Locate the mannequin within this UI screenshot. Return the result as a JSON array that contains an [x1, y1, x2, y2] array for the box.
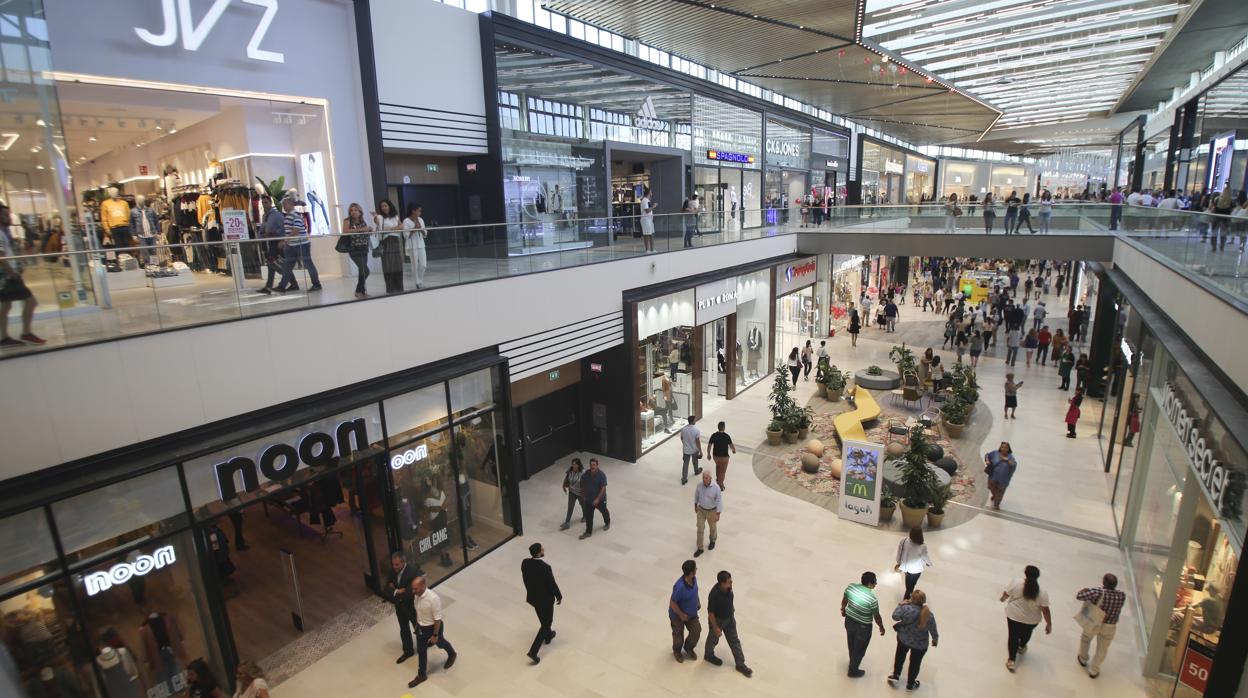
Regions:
[[97, 646, 141, 698], [100, 187, 131, 251], [138, 612, 185, 688], [130, 195, 159, 266]]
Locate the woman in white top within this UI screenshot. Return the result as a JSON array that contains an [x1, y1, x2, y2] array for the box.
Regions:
[[894, 527, 933, 600], [1037, 191, 1053, 234], [943, 193, 959, 234], [372, 199, 403, 293], [232, 660, 269, 698], [1000, 565, 1052, 672], [640, 186, 656, 252], [403, 203, 428, 289]]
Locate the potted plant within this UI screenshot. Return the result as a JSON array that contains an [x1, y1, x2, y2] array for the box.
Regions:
[[768, 363, 797, 439], [889, 344, 917, 376], [880, 493, 897, 524], [782, 409, 802, 443], [942, 396, 970, 438], [814, 356, 832, 397], [824, 365, 846, 402], [796, 406, 814, 440], [866, 365, 883, 376], [927, 483, 952, 527], [898, 425, 938, 529], [766, 418, 784, 446]]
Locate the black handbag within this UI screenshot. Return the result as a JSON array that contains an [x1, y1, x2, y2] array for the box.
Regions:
[[334, 235, 352, 253]]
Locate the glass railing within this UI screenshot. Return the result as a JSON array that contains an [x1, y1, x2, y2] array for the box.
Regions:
[[0, 202, 1229, 354]]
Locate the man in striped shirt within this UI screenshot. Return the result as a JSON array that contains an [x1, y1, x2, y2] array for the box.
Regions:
[[841, 571, 886, 678], [275, 193, 321, 293], [1075, 573, 1127, 679]]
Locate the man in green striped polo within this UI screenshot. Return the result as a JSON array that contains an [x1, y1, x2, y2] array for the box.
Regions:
[[841, 571, 886, 678]]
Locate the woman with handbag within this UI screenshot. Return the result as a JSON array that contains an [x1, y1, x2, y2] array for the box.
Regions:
[[943, 193, 960, 233], [893, 527, 932, 601], [339, 203, 372, 298], [984, 442, 1017, 509], [888, 589, 938, 690], [559, 458, 585, 531], [372, 199, 403, 293], [1000, 565, 1051, 672]]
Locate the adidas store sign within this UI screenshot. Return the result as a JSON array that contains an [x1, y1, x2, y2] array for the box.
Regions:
[[634, 96, 668, 132]]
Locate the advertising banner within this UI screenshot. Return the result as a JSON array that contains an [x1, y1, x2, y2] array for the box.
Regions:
[[839, 439, 883, 526]]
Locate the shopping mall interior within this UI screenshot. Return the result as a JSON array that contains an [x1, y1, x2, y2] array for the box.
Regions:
[[0, 1, 1247, 697]]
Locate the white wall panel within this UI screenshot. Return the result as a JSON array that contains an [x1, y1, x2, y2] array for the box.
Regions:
[[0, 237, 799, 479]]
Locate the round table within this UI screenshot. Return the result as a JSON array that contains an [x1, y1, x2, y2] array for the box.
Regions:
[[854, 368, 901, 390]]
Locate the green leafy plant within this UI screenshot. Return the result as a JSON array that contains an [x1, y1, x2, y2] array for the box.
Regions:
[[889, 344, 917, 375], [941, 396, 970, 425], [256, 175, 287, 204], [898, 425, 939, 509], [881, 493, 897, 508], [866, 365, 883, 376], [815, 355, 832, 382], [823, 365, 847, 392], [768, 418, 784, 433], [769, 362, 797, 423], [796, 405, 814, 430], [928, 483, 952, 515], [949, 362, 979, 404]]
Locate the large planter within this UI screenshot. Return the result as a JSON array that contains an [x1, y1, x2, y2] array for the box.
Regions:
[[817, 383, 828, 398], [927, 509, 946, 527], [828, 390, 842, 402], [899, 501, 928, 529], [782, 429, 800, 444], [798, 427, 810, 440], [880, 503, 896, 524], [945, 421, 966, 439], [766, 428, 783, 446]]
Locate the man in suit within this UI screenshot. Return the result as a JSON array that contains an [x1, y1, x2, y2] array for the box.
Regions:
[[521, 542, 563, 664], [388, 552, 420, 664]]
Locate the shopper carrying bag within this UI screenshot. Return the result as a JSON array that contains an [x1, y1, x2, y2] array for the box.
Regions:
[[1073, 593, 1106, 634]]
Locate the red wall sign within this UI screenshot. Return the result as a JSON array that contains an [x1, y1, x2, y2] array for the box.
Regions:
[[1178, 637, 1215, 693]]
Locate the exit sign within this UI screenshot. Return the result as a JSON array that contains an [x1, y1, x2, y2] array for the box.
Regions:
[[426, 163, 439, 173], [548, 369, 560, 382]]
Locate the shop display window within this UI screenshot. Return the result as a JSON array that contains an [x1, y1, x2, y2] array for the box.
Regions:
[[52, 468, 188, 567], [74, 530, 225, 698], [0, 509, 58, 598], [2, 578, 100, 698], [389, 431, 465, 586], [449, 366, 501, 418], [637, 290, 696, 453], [775, 286, 817, 364], [735, 270, 770, 392], [384, 385, 451, 442], [1129, 403, 1187, 637], [453, 413, 510, 560]]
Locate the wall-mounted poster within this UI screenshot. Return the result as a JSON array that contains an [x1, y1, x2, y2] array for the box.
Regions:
[[839, 439, 884, 526], [300, 152, 331, 236]]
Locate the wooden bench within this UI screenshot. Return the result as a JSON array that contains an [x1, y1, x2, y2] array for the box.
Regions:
[[834, 385, 880, 443]]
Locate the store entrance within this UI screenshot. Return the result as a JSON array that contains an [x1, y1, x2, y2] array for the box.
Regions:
[[775, 286, 818, 368], [609, 147, 683, 240], [211, 463, 383, 669], [701, 317, 729, 415]]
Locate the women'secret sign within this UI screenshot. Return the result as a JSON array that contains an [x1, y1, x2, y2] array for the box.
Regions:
[[1162, 383, 1238, 518]]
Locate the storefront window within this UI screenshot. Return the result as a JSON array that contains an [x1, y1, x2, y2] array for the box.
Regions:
[[861, 140, 904, 205], [743, 170, 762, 228], [1, 578, 100, 698], [390, 430, 465, 585], [72, 530, 226, 698], [735, 270, 770, 392], [1129, 409, 1187, 638], [384, 384, 451, 442], [990, 165, 1027, 199], [904, 155, 936, 203], [0, 509, 58, 597], [637, 290, 696, 452], [453, 413, 509, 559], [52, 468, 188, 565], [450, 366, 501, 418], [1113, 328, 1158, 531]]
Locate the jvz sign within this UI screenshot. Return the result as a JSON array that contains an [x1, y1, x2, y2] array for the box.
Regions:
[[214, 419, 368, 501], [136, 0, 284, 63]]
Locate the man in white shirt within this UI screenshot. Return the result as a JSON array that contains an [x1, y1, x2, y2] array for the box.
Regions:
[[1126, 190, 1143, 206], [1140, 190, 1155, 207], [407, 575, 457, 688], [680, 416, 703, 485], [693, 470, 723, 557], [1157, 191, 1180, 210]]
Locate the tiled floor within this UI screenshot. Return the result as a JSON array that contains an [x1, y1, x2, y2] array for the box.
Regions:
[[273, 311, 1148, 697]]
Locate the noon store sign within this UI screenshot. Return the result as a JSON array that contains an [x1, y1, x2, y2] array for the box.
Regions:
[[696, 278, 737, 325], [213, 419, 368, 501], [775, 257, 818, 297]]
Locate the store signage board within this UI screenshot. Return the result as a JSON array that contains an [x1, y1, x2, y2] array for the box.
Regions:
[[839, 440, 883, 526], [1157, 382, 1239, 521], [214, 418, 368, 501], [696, 278, 737, 325], [775, 256, 819, 297], [1179, 637, 1215, 693], [707, 150, 755, 164], [826, 159, 839, 169], [135, 0, 284, 63], [766, 139, 801, 158], [220, 209, 249, 241], [389, 444, 427, 471], [418, 526, 450, 554], [884, 160, 904, 175], [85, 545, 176, 596]]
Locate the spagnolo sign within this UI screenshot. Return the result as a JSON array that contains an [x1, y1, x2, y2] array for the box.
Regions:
[[214, 419, 368, 500], [85, 546, 176, 596], [1162, 382, 1241, 519]]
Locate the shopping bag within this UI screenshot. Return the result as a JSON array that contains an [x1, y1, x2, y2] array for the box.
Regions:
[[1073, 597, 1106, 634]]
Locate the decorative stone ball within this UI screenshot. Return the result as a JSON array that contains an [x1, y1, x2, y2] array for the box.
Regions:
[[800, 452, 821, 473], [926, 444, 945, 462], [830, 458, 843, 478], [935, 457, 957, 476], [807, 439, 825, 458], [886, 441, 906, 458]]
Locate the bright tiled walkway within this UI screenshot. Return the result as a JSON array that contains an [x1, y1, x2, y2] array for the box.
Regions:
[[275, 308, 1148, 697]]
